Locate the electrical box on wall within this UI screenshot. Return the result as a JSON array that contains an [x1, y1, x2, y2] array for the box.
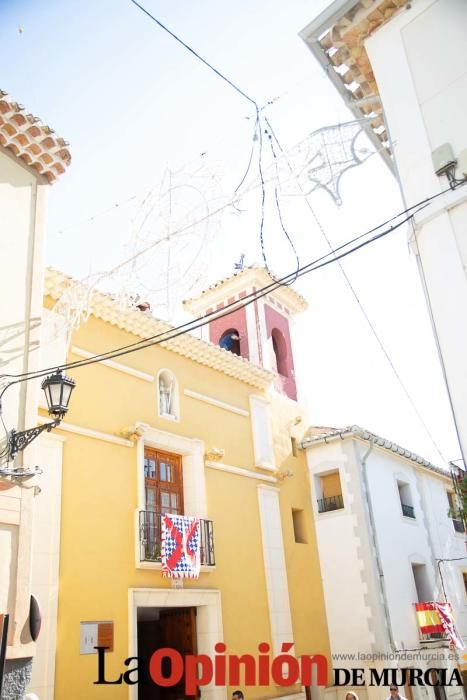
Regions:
[[432, 143, 456, 176]]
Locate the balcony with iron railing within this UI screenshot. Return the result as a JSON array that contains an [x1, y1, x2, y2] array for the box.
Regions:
[[401, 503, 415, 518], [317, 494, 344, 513], [418, 630, 449, 643], [138, 510, 215, 566]]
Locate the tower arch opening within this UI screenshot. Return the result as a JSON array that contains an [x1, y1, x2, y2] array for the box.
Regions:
[[219, 328, 241, 356], [271, 328, 288, 376]]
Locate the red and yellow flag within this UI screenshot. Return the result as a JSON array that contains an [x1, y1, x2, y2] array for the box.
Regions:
[[415, 602, 444, 634]]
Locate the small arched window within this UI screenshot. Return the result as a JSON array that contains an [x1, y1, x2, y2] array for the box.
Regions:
[[271, 329, 288, 376], [157, 369, 179, 420], [219, 328, 241, 356]]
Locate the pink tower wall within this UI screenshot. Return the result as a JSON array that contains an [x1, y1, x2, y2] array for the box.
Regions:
[[264, 304, 297, 401], [208, 302, 250, 360]]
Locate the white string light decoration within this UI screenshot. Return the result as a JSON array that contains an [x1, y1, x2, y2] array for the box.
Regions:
[[116, 163, 227, 321], [275, 119, 373, 205], [49, 162, 230, 344], [48, 119, 375, 348]]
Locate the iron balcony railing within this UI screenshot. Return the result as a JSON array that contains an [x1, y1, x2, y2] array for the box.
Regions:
[[419, 630, 449, 643], [401, 503, 415, 518], [317, 494, 344, 513], [452, 518, 465, 533], [139, 510, 215, 566]]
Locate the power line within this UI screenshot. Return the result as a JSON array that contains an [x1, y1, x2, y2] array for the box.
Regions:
[[0, 179, 460, 396], [234, 115, 259, 194], [129, 0, 297, 284], [130, 0, 258, 109], [55, 194, 138, 237], [265, 126, 300, 283], [265, 117, 449, 465], [0, 200, 434, 391]]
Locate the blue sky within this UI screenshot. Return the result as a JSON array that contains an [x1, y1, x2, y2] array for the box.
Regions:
[[1, 0, 462, 465]]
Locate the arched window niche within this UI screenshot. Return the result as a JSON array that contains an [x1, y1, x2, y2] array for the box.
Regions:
[[157, 369, 179, 421], [219, 328, 241, 356], [271, 328, 288, 377]]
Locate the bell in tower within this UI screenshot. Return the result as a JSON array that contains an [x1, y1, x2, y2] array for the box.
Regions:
[[183, 266, 308, 401]]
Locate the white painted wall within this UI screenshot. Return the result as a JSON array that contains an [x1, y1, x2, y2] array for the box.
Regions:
[[28, 433, 65, 700], [0, 147, 49, 661], [0, 523, 18, 616], [363, 443, 438, 649], [418, 471, 467, 641], [306, 440, 387, 661], [365, 0, 467, 460], [306, 436, 466, 700], [0, 149, 48, 440]]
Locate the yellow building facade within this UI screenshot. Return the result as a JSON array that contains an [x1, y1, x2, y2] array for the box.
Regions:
[[39, 266, 331, 700]]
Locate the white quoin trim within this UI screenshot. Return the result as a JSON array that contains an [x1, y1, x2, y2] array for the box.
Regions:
[[245, 302, 260, 365], [71, 346, 154, 382], [249, 395, 276, 470], [257, 485, 295, 656], [37, 417, 134, 447], [184, 388, 249, 417], [205, 460, 277, 483]]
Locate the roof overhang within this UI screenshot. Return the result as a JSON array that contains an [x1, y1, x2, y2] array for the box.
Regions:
[[183, 266, 308, 317], [0, 90, 71, 183], [301, 424, 450, 479], [299, 0, 407, 174], [44, 268, 275, 390]]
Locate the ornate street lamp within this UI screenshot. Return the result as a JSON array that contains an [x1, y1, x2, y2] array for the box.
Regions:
[[41, 371, 75, 420], [4, 370, 75, 462]]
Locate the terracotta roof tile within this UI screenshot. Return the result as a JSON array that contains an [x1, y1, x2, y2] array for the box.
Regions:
[[0, 89, 71, 183], [302, 424, 449, 477], [183, 266, 308, 315], [301, 0, 407, 170]]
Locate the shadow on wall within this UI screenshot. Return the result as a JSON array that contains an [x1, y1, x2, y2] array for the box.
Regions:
[[0, 318, 41, 369]]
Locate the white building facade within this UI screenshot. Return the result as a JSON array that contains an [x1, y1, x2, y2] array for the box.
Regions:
[[0, 91, 70, 698], [303, 426, 466, 700], [300, 0, 467, 465]]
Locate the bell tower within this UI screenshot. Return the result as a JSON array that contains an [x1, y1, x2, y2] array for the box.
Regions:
[[183, 267, 308, 401]]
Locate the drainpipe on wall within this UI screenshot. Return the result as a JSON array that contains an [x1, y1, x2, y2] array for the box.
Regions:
[[358, 440, 397, 653]]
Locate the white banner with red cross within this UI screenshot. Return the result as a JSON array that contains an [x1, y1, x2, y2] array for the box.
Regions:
[[161, 514, 201, 578]]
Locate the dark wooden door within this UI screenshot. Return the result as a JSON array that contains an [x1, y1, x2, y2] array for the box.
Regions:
[[159, 608, 198, 700]]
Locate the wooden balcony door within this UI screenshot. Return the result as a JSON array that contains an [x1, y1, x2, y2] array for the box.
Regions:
[[144, 447, 184, 515]]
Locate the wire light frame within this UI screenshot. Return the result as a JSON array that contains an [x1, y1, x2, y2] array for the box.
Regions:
[[277, 119, 373, 205], [49, 162, 229, 345]]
